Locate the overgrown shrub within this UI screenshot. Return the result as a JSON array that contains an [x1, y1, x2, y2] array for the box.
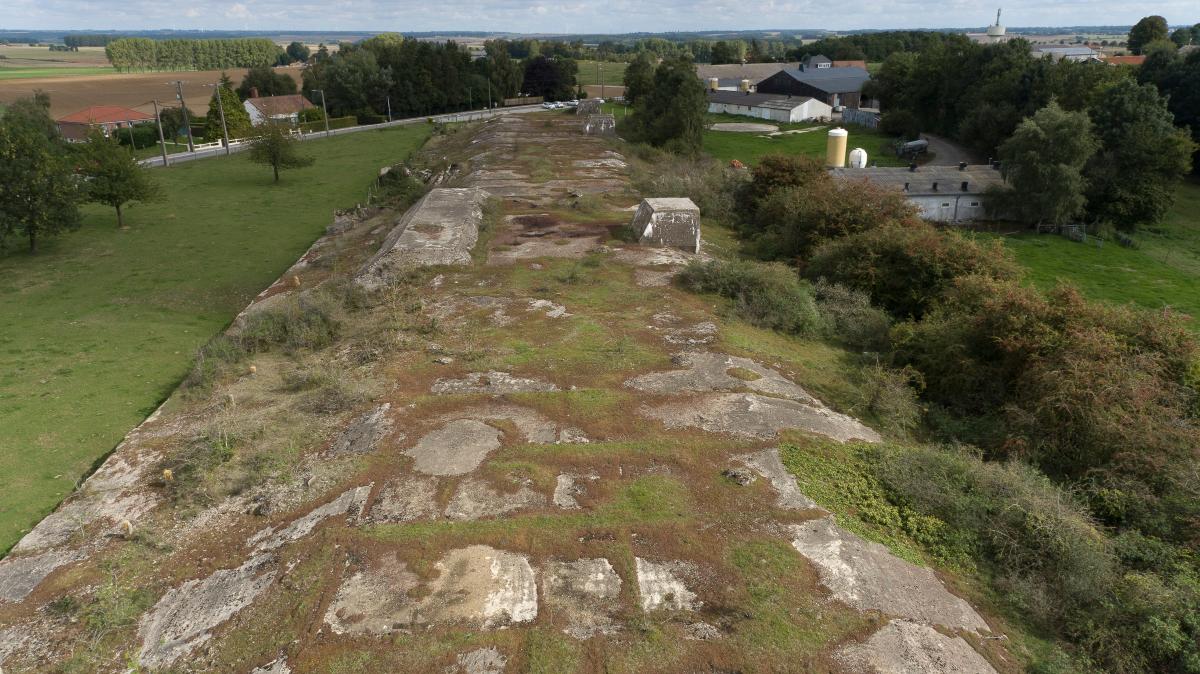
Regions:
[[738, 159, 920, 261], [806, 224, 1019, 318], [238, 290, 342, 352], [183, 335, 246, 391], [812, 280, 892, 351], [855, 363, 922, 435], [377, 168, 427, 211], [631, 149, 745, 226], [892, 276, 1200, 541], [677, 259, 822, 335]]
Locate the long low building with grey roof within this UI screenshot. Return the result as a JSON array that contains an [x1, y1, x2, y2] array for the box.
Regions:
[[831, 164, 1006, 223], [707, 90, 833, 123]]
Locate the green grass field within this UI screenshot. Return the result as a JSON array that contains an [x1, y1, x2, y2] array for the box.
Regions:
[[702, 113, 906, 167], [0, 45, 113, 79], [0, 66, 115, 80], [980, 180, 1200, 321], [576, 59, 627, 86], [0, 124, 431, 555]]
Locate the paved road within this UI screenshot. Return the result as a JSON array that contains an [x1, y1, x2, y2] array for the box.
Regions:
[[921, 133, 984, 166], [139, 105, 545, 168]]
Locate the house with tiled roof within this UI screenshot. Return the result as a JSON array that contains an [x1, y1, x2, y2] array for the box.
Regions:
[[243, 93, 317, 126], [55, 105, 155, 142]]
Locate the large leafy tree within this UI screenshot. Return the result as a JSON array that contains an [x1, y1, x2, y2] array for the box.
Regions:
[[994, 102, 1097, 226], [622, 52, 655, 105], [1141, 48, 1200, 175], [0, 94, 81, 253], [521, 55, 577, 101], [1128, 15, 1170, 55], [1084, 80, 1195, 229], [79, 131, 160, 228], [202, 76, 252, 143], [248, 123, 313, 183], [236, 66, 297, 100], [626, 56, 707, 154], [285, 41, 310, 64], [482, 41, 523, 103]]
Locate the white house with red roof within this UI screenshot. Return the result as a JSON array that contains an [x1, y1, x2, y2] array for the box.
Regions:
[[56, 105, 156, 142], [242, 93, 316, 126]]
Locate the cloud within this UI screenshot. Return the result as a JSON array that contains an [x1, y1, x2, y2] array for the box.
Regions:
[[7, 0, 1200, 33], [224, 2, 251, 20]]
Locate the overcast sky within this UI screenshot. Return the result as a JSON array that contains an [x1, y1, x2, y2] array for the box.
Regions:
[[5, 0, 1199, 34]]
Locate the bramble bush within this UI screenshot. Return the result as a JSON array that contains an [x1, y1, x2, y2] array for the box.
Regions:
[[677, 259, 822, 336], [805, 223, 1019, 318]]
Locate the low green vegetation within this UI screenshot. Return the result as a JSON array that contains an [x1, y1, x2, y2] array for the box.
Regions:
[[0, 122, 431, 555], [0, 66, 114, 79], [575, 59, 627, 86], [702, 115, 906, 167], [984, 180, 1200, 322]]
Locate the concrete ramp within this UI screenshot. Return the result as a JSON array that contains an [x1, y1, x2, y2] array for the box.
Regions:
[[356, 187, 490, 290]]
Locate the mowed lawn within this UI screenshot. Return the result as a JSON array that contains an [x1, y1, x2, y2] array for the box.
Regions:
[[980, 180, 1200, 322], [702, 114, 906, 167], [0, 124, 431, 554], [576, 59, 627, 86]]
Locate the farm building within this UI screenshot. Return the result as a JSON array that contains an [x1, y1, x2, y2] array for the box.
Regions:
[[55, 105, 155, 142], [243, 94, 316, 126], [756, 66, 873, 109], [707, 91, 833, 123], [831, 164, 1006, 223], [802, 54, 832, 69], [1031, 45, 1101, 62], [695, 62, 798, 91]]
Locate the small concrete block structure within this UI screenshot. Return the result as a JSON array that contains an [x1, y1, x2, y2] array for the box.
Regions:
[[576, 99, 603, 116], [631, 198, 701, 253], [584, 114, 616, 136]]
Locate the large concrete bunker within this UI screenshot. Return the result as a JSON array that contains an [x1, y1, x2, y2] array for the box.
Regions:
[[356, 187, 490, 290], [633, 199, 700, 254], [630, 198, 701, 253]]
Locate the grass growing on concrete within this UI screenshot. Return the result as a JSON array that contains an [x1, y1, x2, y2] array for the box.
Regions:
[[0, 123, 431, 555]]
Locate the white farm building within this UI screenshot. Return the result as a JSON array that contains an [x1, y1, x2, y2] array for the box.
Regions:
[[831, 164, 1007, 223], [707, 91, 833, 123]]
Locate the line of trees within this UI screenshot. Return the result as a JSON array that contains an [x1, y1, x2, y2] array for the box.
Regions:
[[63, 34, 121, 48], [300, 35, 576, 121], [105, 37, 281, 72]]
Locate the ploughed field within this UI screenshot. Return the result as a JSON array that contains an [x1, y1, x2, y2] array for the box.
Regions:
[[0, 113, 1016, 672]]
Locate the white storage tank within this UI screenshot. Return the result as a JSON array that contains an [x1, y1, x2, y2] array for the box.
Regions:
[[826, 128, 849, 167], [708, 77, 719, 91], [739, 79, 752, 93], [848, 147, 868, 168]]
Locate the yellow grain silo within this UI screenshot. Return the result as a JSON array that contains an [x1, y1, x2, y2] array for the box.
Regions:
[[826, 127, 848, 167]]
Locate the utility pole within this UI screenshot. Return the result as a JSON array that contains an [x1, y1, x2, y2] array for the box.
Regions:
[[313, 89, 330, 137], [152, 99, 169, 167], [172, 80, 195, 152], [468, 87, 472, 111], [386, 95, 392, 122], [206, 83, 231, 155], [597, 61, 603, 100]]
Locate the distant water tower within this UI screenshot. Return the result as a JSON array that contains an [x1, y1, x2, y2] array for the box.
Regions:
[[826, 128, 849, 167], [987, 8, 1006, 38], [848, 147, 868, 168]]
